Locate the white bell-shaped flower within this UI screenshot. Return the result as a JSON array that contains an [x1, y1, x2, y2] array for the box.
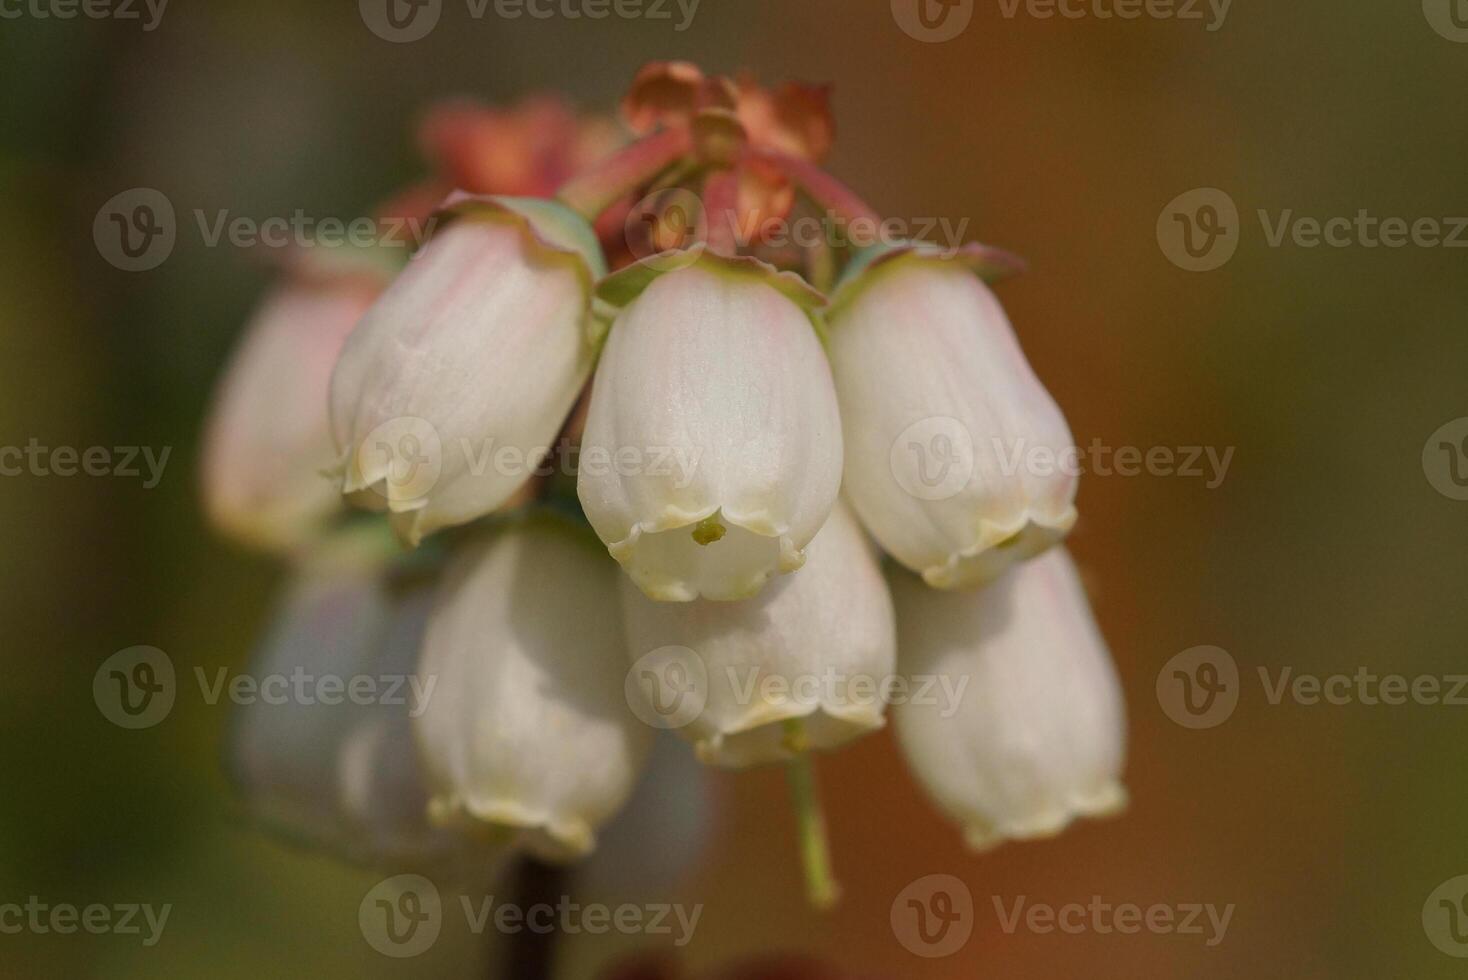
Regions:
[[578, 248, 843, 601], [414, 515, 653, 862], [202, 276, 379, 552], [827, 247, 1077, 588], [621, 501, 895, 768], [228, 528, 496, 876], [890, 547, 1127, 850], [329, 196, 605, 546]]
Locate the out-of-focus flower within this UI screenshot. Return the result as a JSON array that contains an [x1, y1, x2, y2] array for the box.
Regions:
[[621, 502, 893, 768], [827, 248, 1076, 589], [413, 515, 652, 862], [890, 547, 1127, 850], [329, 197, 605, 546], [419, 96, 625, 199], [579, 249, 842, 601], [227, 526, 501, 878], [201, 272, 383, 552]]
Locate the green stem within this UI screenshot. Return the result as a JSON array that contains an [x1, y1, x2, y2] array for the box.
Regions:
[[783, 721, 840, 910]]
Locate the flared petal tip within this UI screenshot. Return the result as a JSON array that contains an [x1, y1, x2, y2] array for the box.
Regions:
[[921, 506, 1078, 590], [693, 703, 886, 770], [961, 780, 1130, 852], [427, 793, 597, 864], [607, 511, 803, 602]]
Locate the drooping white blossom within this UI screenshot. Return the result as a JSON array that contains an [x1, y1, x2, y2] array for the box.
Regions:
[[891, 547, 1127, 850], [414, 516, 652, 862], [621, 501, 895, 768], [202, 277, 379, 551], [330, 197, 605, 546], [828, 250, 1077, 588], [228, 528, 499, 877], [579, 249, 843, 601]]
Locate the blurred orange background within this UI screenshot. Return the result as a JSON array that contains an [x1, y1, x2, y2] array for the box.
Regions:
[[2, 1, 1466, 976]]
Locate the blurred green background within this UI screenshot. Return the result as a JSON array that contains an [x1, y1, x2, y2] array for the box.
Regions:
[[2, 0, 1467, 976]]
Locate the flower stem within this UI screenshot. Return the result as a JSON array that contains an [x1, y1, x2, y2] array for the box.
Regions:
[[783, 721, 840, 910], [556, 127, 692, 221], [751, 148, 882, 225]]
